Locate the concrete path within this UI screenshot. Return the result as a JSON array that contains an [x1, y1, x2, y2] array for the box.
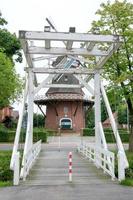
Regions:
[[21, 146, 111, 186], [0, 135, 132, 200]]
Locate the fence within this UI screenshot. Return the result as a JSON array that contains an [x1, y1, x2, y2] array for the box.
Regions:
[[77, 143, 115, 180], [22, 140, 42, 180]]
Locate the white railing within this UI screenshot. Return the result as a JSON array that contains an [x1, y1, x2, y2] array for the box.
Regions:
[[22, 140, 42, 180], [12, 152, 20, 185], [77, 143, 115, 180], [101, 82, 129, 180]]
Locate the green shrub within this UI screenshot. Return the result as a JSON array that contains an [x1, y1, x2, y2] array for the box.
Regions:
[[33, 130, 47, 143], [0, 151, 13, 182], [0, 128, 50, 143], [0, 124, 8, 142], [121, 178, 133, 186], [114, 151, 133, 183], [83, 128, 95, 136], [105, 133, 129, 143], [0, 181, 12, 187], [125, 152, 133, 179]]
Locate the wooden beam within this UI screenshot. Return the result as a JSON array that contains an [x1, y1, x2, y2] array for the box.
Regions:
[[45, 40, 51, 49], [66, 41, 73, 50], [20, 40, 38, 87], [19, 31, 122, 43], [31, 67, 95, 74], [95, 43, 121, 69], [86, 42, 96, 51], [39, 84, 83, 88], [73, 102, 79, 117], [28, 46, 108, 56], [37, 105, 46, 117], [66, 27, 75, 50], [74, 75, 94, 95]]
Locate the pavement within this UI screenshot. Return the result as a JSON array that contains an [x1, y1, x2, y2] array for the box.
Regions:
[[0, 135, 132, 200]]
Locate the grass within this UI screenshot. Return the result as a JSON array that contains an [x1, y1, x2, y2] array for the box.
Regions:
[[121, 179, 133, 186], [0, 150, 13, 186], [0, 181, 12, 187], [119, 151, 133, 187]]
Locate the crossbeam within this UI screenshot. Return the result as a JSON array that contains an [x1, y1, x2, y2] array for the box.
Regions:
[[19, 31, 122, 43], [28, 46, 108, 56], [37, 84, 83, 88], [30, 67, 95, 74]]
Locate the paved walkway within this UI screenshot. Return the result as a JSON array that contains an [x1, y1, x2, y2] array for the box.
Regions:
[[0, 135, 132, 200]]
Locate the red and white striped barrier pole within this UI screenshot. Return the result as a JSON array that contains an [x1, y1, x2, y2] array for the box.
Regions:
[[69, 152, 72, 182]]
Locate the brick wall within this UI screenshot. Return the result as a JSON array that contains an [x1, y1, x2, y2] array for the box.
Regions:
[[45, 101, 85, 133], [0, 107, 13, 122]]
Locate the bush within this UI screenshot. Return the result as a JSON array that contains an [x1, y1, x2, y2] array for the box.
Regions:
[[82, 127, 129, 143], [0, 124, 8, 142], [114, 151, 133, 182], [105, 133, 129, 143], [125, 152, 133, 179], [0, 151, 13, 182], [0, 127, 54, 143], [33, 129, 47, 143], [83, 128, 95, 136]]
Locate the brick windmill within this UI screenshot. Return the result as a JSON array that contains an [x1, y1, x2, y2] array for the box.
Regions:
[[35, 56, 93, 133]]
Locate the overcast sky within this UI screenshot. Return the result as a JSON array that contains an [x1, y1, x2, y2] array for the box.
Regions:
[[1, 0, 114, 34], [0, 0, 132, 110]]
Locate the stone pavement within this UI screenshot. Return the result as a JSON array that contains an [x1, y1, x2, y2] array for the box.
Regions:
[[0, 135, 132, 200]]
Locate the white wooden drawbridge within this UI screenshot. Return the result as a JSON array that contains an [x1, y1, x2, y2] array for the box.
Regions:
[[10, 18, 128, 185]]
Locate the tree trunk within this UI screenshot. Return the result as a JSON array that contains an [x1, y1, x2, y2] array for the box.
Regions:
[[129, 108, 133, 152]]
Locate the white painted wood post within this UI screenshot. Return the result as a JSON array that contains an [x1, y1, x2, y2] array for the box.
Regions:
[[25, 68, 34, 151], [101, 82, 129, 169], [10, 76, 28, 170], [13, 152, 20, 185], [118, 151, 125, 181], [21, 68, 34, 178], [94, 71, 101, 167]]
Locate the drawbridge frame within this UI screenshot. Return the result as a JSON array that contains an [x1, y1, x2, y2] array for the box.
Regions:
[[10, 22, 128, 185]]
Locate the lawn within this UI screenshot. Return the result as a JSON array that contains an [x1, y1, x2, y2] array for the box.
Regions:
[[0, 151, 13, 187]]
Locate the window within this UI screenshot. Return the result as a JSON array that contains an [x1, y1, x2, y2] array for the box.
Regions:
[[60, 118, 72, 129]]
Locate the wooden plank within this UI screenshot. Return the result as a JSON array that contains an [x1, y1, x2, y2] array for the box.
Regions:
[[31, 67, 94, 74], [19, 31, 122, 43], [28, 46, 108, 56]]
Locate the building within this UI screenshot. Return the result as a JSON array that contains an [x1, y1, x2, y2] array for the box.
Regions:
[[0, 106, 13, 122], [35, 73, 93, 133]]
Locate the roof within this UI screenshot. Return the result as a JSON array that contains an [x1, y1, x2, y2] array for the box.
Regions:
[[102, 112, 117, 125], [34, 94, 94, 106], [46, 74, 83, 95]]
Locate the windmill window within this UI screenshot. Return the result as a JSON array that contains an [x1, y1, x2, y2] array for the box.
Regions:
[[60, 118, 72, 129]]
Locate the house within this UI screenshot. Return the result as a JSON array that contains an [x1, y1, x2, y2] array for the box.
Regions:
[[0, 106, 13, 122], [34, 74, 93, 133]]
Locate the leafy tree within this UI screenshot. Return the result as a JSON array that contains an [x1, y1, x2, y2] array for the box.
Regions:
[[118, 104, 128, 125], [86, 108, 95, 128], [0, 13, 22, 108], [91, 0, 133, 151], [0, 12, 22, 62], [33, 113, 45, 127]]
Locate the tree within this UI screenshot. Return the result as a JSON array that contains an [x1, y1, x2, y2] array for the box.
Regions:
[[33, 113, 45, 127], [91, 0, 133, 151], [86, 108, 95, 128], [0, 13, 22, 108]]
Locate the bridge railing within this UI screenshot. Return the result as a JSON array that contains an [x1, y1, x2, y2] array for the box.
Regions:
[[22, 140, 42, 180], [77, 143, 115, 180]]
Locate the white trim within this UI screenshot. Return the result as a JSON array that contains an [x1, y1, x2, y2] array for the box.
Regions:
[[60, 118, 72, 129]]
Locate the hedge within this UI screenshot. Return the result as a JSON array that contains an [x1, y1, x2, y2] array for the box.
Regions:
[[0, 151, 13, 182], [0, 128, 56, 143], [83, 128, 129, 143], [83, 128, 95, 136], [114, 151, 133, 183]]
